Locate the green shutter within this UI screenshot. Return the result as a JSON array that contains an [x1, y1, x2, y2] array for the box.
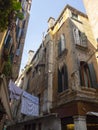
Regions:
[[88, 63, 98, 88], [78, 60, 83, 86], [58, 69, 62, 92], [64, 65, 68, 89], [5, 35, 11, 48], [79, 68, 83, 86]]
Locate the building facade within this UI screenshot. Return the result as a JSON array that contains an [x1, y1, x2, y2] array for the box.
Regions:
[[0, 0, 32, 129], [0, 0, 32, 80], [50, 5, 98, 130], [83, 0, 98, 47], [0, 75, 13, 129], [7, 5, 98, 130]]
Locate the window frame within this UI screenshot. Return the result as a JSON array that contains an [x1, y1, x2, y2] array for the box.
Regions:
[[72, 12, 78, 20], [58, 34, 66, 56], [79, 61, 97, 88], [58, 64, 68, 93], [80, 61, 91, 88], [73, 28, 88, 48]]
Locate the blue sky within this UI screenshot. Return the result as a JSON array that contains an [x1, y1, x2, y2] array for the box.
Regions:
[[20, 0, 86, 70]]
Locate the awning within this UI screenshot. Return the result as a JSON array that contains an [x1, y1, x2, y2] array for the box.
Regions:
[[0, 75, 13, 120], [87, 112, 98, 117]]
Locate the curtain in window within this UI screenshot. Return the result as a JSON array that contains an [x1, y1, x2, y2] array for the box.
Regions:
[[58, 34, 66, 55], [61, 34, 65, 51], [73, 28, 80, 45]]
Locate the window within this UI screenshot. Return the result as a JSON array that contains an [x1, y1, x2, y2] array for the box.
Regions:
[[16, 26, 22, 42], [4, 30, 10, 44], [59, 16, 63, 27], [16, 48, 20, 56], [4, 34, 12, 48], [58, 64, 68, 93], [73, 28, 87, 48], [16, 26, 20, 39], [22, 20, 26, 28], [79, 61, 97, 88], [72, 13, 78, 20], [58, 34, 66, 55]]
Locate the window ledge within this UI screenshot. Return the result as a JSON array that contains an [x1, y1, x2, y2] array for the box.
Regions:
[[81, 87, 96, 92], [76, 44, 88, 51], [71, 17, 83, 24], [58, 89, 71, 97]]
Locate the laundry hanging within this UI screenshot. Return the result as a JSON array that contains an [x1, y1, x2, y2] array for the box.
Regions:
[[9, 80, 23, 100], [21, 91, 39, 116]]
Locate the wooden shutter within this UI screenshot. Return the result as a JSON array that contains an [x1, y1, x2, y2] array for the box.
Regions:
[[80, 33, 87, 47], [79, 61, 85, 86], [58, 69, 62, 92], [61, 34, 65, 51], [64, 65, 68, 90], [88, 63, 98, 88], [73, 28, 80, 45]]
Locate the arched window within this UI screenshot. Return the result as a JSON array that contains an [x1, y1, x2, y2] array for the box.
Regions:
[[79, 61, 97, 88], [73, 28, 80, 45], [58, 34, 66, 55], [58, 64, 68, 93], [73, 28, 87, 47], [61, 34, 66, 51]]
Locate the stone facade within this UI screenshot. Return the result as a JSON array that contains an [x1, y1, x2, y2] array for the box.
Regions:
[[0, 0, 32, 80], [7, 5, 98, 130], [83, 0, 98, 46], [0, 0, 32, 129]]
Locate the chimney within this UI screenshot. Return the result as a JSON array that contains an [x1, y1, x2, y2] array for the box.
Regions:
[[48, 17, 55, 29], [27, 50, 34, 65]]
